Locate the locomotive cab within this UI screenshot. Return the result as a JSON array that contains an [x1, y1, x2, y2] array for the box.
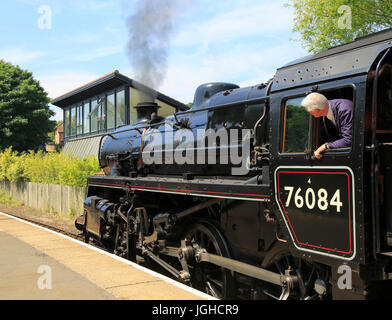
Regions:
[[267, 30, 392, 298]]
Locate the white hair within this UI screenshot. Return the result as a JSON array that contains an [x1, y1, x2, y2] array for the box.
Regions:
[[301, 93, 329, 112]]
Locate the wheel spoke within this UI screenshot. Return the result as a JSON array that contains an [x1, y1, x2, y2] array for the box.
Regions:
[[274, 261, 284, 275], [263, 290, 281, 300], [200, 233, 207, 249], [206, 275, 223, 288], [306, 266, 316, 285], [206, 281, 220, 298], [206, 237, 213, 251], [284, 255, 291, 269], [195, 232, 200, 244]]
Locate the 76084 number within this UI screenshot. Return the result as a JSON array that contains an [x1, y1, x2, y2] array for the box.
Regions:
[[284, 186, 343, 213]]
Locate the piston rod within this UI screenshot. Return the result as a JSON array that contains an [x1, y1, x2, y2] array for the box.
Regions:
[[195, 249, 296, 288]]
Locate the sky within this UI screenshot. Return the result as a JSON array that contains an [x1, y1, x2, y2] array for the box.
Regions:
[[0, 0, 309, 121]]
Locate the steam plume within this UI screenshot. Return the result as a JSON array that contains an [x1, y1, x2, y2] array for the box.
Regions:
[[125, 0, 188, 92]]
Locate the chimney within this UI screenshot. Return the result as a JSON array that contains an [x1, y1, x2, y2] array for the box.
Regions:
[[134, 102, 159, 123]]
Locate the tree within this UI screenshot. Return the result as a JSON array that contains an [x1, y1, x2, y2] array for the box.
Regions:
[[47, 120, 63, 144], [0, 60, 56, 152], [287, 0, 392, 53]]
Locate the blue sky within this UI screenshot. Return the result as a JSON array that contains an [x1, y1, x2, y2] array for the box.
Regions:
[[0, 0, 308, 121]]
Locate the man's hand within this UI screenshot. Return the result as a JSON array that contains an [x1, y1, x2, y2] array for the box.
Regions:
[[314, 144, 328, 159]]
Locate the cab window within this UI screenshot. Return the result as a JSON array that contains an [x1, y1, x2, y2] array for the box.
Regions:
[[281, 87, 354, 155], [281, 97, 310, 153]]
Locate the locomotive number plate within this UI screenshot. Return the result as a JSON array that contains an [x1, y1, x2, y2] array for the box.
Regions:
[[275, 166, 356, 260]]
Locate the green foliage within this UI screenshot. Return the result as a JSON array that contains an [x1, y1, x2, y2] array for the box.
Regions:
[[0, 191, 20, 207], [0, 60, 56, 152], [287, 0, 392, 53], [68, 206, 76, 219], [0, 147, 100, 187], [47, 132, 55, 144], [0, 147, 27, 182]]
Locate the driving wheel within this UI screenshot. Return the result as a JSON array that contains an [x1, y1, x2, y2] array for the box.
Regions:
[[184, 221, 235, 299]]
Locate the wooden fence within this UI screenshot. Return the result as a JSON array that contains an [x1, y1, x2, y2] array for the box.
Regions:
[[0, 181, 85, 218]]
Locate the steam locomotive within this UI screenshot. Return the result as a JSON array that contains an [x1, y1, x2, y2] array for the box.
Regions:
[[75, 28, 392, 300]]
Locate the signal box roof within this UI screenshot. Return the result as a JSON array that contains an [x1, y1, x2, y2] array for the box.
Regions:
[[50, 71, 189, 111]]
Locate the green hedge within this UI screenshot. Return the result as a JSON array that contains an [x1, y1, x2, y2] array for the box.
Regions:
[[0, 147, 101, 187]]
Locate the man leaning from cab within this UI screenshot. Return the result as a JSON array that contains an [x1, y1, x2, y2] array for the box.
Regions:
[[301, 92, 354, 159]]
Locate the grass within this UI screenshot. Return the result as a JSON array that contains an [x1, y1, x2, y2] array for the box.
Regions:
[[68, 206, 76, 219]]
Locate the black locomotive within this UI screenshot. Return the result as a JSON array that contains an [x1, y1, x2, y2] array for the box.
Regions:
[[75, 28, 392, 300]]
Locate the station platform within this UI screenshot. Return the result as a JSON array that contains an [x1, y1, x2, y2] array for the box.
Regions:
[[0, 212, 214, 300]]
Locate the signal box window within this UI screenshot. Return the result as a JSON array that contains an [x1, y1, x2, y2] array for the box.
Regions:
[[71, 106, 77, 136], [107, 93, 115, 130], [157, 100, 176, 118], [116, 90, 126, 127], [64, 107, 70, 138], [281, 97, 310, 153], [91, 99, 98, 132], [83, 101, 90, 134]]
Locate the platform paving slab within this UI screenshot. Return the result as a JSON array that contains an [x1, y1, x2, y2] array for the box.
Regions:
[[0, 213, 212, 300], [0, 231, 115, 300]]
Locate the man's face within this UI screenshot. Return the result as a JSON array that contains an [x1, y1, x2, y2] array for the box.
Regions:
[[308, 106, 328, 118]]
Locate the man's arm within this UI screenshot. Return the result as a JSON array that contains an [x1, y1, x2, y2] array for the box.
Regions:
[[314, 143, 328, 159]]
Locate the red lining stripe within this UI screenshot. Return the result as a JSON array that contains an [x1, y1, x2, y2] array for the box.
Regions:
[[88, 182, 270, 198]]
